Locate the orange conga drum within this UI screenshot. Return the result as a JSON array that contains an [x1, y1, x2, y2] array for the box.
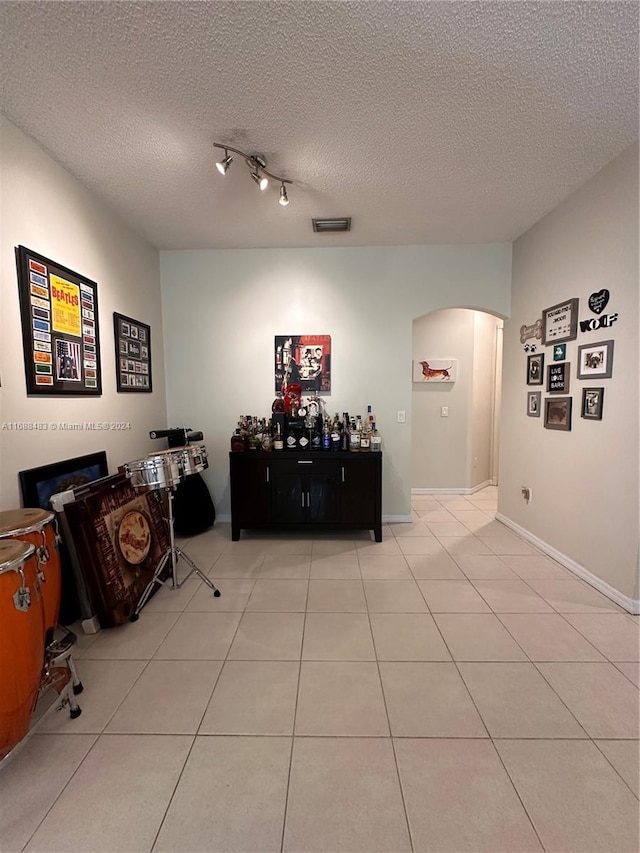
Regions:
[[0, 509, 61, 646], [0, 540, 46, 760]]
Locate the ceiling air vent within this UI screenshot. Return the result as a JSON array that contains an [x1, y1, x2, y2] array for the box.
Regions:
[[312, 217, 351, 233]]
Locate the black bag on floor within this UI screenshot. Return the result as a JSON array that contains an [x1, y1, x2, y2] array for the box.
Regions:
[[172, 473, 215, 537]]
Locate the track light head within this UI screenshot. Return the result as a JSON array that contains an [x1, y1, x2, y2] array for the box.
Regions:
[[279, 184, 289, 206], [251, 170, 269, 191], [216, 151, 233, 175]]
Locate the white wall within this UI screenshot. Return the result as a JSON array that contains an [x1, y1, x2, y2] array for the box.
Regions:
[[160, 246, 512, 518], [499, 143, 639, 606], [0, 116, 166, 509], [411, 309, 501, 490]]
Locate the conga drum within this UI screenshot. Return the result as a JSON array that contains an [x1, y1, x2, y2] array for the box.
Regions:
[[0, 509, 61, 646], [0, 540, 46, 760]]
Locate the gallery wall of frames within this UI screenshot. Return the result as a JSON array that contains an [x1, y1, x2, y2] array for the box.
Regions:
[[521, 289, 617, 431]]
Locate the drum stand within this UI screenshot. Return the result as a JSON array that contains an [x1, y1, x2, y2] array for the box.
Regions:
[[131, 486, 220, 620]]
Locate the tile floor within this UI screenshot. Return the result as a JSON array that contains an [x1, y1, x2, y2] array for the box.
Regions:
[[1, 487, 639, 852]]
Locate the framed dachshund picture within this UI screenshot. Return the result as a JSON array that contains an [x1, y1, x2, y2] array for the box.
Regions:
[[413, 359, 457, 383]]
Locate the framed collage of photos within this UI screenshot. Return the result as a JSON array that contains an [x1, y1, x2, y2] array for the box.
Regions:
[[16, 246, 102, 396], [114, 313, 152, 392]]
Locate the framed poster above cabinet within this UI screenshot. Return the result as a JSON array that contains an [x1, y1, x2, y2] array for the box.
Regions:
[[114, 313, 152, 392], [15, 245, 102, 395]]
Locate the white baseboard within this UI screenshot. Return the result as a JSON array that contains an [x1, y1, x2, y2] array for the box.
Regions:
[[412, 481, 492, 496], [495, 512, 640, 615], [383, 514, 412, 523]]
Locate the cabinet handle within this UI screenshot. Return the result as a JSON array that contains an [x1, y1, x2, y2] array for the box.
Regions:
[[341, 466, 345, 483], [297, 460, 313, 464], [301, 492, 305, 508], [307, 491, 311, 508], [266, 468, 269, 483]]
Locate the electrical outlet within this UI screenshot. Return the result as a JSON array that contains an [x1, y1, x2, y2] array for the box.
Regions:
[[397, 410, 406, 423], [521, 486, 532, 503]]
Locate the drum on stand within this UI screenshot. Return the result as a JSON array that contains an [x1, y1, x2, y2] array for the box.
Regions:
[[0, 540, 45, 760]]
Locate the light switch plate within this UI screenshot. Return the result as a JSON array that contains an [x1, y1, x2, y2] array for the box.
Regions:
[[441, 407, 448, 417], [397, 410, 406, 423]]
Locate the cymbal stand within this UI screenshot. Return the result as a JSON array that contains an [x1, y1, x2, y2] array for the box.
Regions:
[[131, 486, 220, 621]]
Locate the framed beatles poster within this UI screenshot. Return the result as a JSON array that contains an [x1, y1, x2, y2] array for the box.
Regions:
[[16, 246, 102, 395], [114, 312, 152, 392]]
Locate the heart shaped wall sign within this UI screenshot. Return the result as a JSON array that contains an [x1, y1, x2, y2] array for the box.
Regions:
[[588, 289, 609, 315]]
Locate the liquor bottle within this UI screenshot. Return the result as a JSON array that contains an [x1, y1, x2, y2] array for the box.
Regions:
[[339, 421, 349, 451], [261, 420, 273, 452], [272, 392, 285, 414], [360, 421, 371, 452], [330, 419, 340, 451], [298, 426, 310, 451], [230, 429, 245, 452], [322, 420, 331, 450], [286, 421, 298, 451], [273, 422, 284, 451], [370, 422, 382, 452], [349, 419, 361, 452]]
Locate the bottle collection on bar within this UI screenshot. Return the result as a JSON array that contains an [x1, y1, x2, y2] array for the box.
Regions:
[[231, 395, 382, 453]]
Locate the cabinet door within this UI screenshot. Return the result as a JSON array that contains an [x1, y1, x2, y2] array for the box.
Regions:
[[340, 459, 377, 525], [271, 472, 306, 523], [231, 456, 271, 524], [308, 472, 340, 523]]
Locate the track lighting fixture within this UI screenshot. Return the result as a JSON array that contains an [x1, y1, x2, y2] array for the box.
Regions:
[[213, 142, 292, 206]]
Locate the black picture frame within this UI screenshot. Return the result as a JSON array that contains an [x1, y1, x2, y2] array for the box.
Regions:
[[547, 362, 570, 394], [581, 387, 604, 420], [576, 339, 614, 380], [526, 353, 544, 385], [114, 312, 152, 392], [544, 396, 572, 431], [274, 335, 332, 393], [15, 246, 102, 395], [527, 391, 541, 417], [19, 451, 109, 509], [542, 298, 579, 346]]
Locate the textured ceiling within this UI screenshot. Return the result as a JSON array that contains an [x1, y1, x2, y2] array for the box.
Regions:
[[1, 1, 637, 250]]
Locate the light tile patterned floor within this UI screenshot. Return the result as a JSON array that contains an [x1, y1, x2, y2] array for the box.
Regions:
[[1, 487, 639, 853]]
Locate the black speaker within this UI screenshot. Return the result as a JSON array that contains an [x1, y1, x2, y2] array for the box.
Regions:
[[172, 473, 215, 537]]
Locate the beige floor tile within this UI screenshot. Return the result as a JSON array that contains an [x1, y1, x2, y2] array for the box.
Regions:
[[153, 611, 241, 659], [480, 536, 537, 555], [453, 554, 518, 579], [359, 555, 413, 579], [370, 613, 451, 661], [615, 661, 640, 687], [228, 612, 305, 660], [155, 736, 291, 853], [438, 536, 493, 555], [206, 553, 263, 578], [105, 660, 222, 734], [259, 538, 314, 555], [143, 578, 200, 612], [498, 614, 605, 661], [24, 734, 192, 852], [458, 662, 586, 738], [472, 579, 554, 613], [595, 739, 640, 797], [179, 541, 225, 572], [411, 498, 440, 509], [427, 521, 471, 537], [82, 612, 179, 660], [186, 577, 255, 611], [363, 579, 429, 612], [309, 554, 361, 579], [563, 613, 640, 661], [434, 614, 528, 661], [61, 620, 101, 658], [436, 497, 476, 510], [356, 539, 403, 556], [418, 579, 491, 613], [499, 554, 570, 579], [380, 662, 487, 737], [419, 508, 458, 522], [496, 739, 640, 853], [259, 554, 311, 578], [405, 551, 465, 579], [38, 659, 146, 734], [449, 510, 497, 531], [311, 539, 358, 556], [295, 661, 389, 735], [398, 536, 453, 556], [388, 521, 433, 537], [536, 662, 640, 738], [302, 613, 375, 660], [199, 660, 299, 734], [284, 737, 411, 853], [246, 578, 308, 611], [0, 734, 97, 853], [307, 579, 366, 611], [395, 738, 542, 852], [526, 579, 622, 613], [468, 500, 497, 512]]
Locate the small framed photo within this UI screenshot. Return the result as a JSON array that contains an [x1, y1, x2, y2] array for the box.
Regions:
[[544, 396, 572, 431], [527, 391, 541, 417], [577, 340, 614, 380], [121, 321, 130, 337], [553, 344, 566, 361], [542, 298, 579, 345], [526, 353, 544, 385], [547, 362, 570, 394], [581, 387, 604, 420]]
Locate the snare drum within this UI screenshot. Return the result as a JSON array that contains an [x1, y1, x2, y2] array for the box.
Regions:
[[126, 452, 183, 490], [177, 444, 208, 476], [0, 540, 46, 760], [0, 508, 61, 646]]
